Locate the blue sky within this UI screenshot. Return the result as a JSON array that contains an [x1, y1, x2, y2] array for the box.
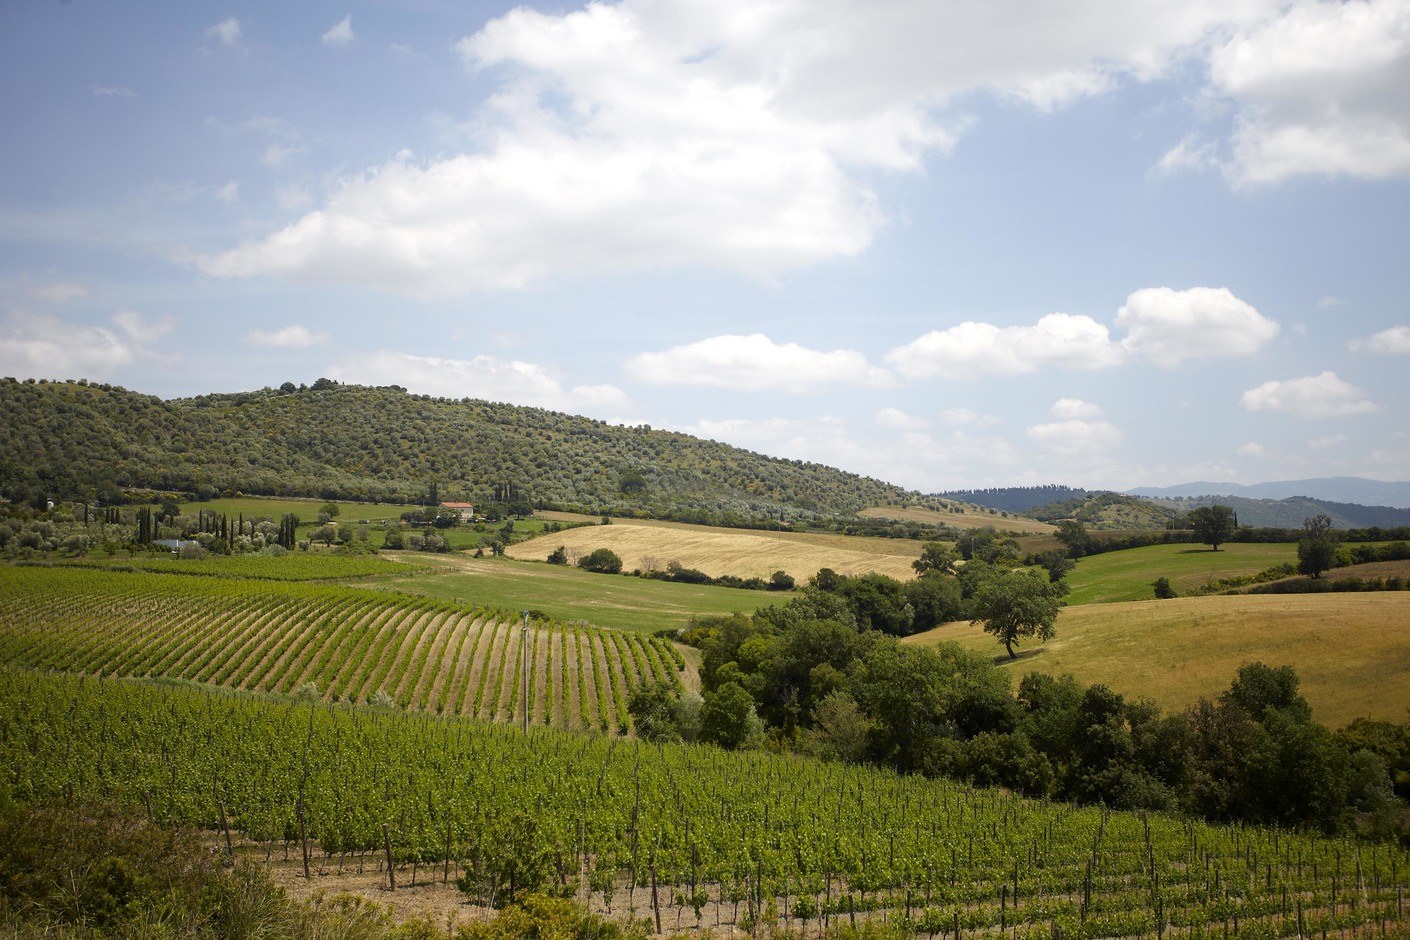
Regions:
[[2, 0, 1408, 492]]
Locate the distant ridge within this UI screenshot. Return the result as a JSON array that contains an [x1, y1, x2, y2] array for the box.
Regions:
[[1126, 477, 1410, 509]]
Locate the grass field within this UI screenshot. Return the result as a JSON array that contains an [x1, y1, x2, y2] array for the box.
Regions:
[[1065, 541, 1297, 604], [509, 515, 924, 580], [902, 592, 1410, 726], [859, 504, 1056, 534], [378, 552, 786, 635]]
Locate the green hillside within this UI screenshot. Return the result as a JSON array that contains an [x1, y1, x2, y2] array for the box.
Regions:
[[0, 377, 933, 524]]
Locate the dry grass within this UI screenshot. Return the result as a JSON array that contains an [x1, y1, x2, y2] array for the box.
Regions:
[[508, 517, 923, 580], [859, 505, 1056, 534], [902, 592, 1410, 727]]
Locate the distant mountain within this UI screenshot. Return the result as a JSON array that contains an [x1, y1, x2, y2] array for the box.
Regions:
[[1145, 494, 1410, 530], [1127, 477, 1410, 509], [935, 485, 1089, 513]]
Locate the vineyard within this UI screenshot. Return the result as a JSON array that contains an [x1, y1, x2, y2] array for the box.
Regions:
[[0, 567, 683, 733], [22, 552, 409, 581], [2, 669, 1407, 939]]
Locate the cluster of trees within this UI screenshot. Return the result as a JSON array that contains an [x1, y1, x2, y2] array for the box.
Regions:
[[0, 501, 304, 559], [641, 603, 1409, 837]]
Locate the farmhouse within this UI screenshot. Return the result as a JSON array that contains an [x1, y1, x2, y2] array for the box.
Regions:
[[440, 501, 475, 522]]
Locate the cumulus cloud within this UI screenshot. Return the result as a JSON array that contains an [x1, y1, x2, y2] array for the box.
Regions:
[[328, 350, 626, 412], [1240, 370, 1379, 418], [112, 310, 176, 343], [1027, 418, 1124, 454], [206, 0, 1346, 296], [206, 18, 241, 47], [1208, 0, 1410, 186], [1117, 286, 1279, 366], [31, 283, 88, 303], [936, 408, 1001, 426], [877, 408, 928, 430], [322, 15, 354, 45], [213, 181, 239, 203], [1238, 441, 1267, 456], [0, 312, 143, 379], [246, 325, 327, 348], [885, 313, 1121, 379], [626, 334, 890, 392], [1308, 433, 1349, 449], [1050, 398, 1103, 419], [1350, 325, 1410, 353]]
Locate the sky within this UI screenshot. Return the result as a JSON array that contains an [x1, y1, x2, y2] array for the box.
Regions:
[[2, 0, 1409, 493]]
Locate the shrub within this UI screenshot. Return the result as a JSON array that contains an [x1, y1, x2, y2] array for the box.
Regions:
[[577, 548, 622, 574]]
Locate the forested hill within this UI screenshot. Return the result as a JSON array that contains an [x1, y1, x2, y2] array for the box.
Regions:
[[0, 377, 931, 523], [936, 484, 1088, 513]]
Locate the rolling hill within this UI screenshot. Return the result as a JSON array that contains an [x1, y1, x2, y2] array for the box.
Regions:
[[0, 377, 938, 525]]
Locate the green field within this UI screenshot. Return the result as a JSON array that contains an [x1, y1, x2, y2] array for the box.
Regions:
[[378, 553, 786, 635], [30, 551, 409, 581], [904, 592, 1410, 726], [134, 494, 424, 523], [1065, 541, 1296, 604]]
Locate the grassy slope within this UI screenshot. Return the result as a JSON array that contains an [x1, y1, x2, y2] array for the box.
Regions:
[[1065, 542, 1297, 604], [377, 552, 784, 635], [859, 504, 1057, 534], [507, 515, 924, 581], [902, 593, 1410, 726]]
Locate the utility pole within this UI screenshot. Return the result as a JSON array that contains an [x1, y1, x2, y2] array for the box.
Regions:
[[521, 610, 530, 734]]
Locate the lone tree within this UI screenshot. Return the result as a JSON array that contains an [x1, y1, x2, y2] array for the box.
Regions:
[[1187, 505, 1237, 551], [577, 547, 623, 574], [970, 568, 1064, 659], [1297, 513, 1338, 579]]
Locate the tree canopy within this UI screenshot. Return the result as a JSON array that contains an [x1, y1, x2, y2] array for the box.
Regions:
[[969, 568, 1065, 659], [1187, 505, 1237, 551]]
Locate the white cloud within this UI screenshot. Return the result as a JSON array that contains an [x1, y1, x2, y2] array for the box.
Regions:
[[1350, 325, 1410, 353], [206, 18, 241, 47], [626, 334, 890, 392], [261, 144, 304, 167], [0, 312, 139, 379], [877, 408, 928, 430], [1209, 0, 1410, 186], [328, 350, 626, 412], [202, 0, 1309, 296], [246, 325, 327, 348], [113, 310, 176, 343], [936, 407, 1001, 426], [213, 181, 239, 203], [1240, 370, 1379, 418], [1116, 286, 1279, 366], [1026, 418, 1124, 454], [1050, 397, 1103, 419], [1308, 433, 1349, 449], [322, 15, 355, 45], [275, 184, 312, 211], [31, 283, 88, 303], [91, 84, 135, 98], [1155, 133, 1218, 175], [885, 313, 1121, 379], [1238, 441, 1267, 456]]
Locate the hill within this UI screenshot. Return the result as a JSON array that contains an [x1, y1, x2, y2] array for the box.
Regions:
[[857, 503, 1056, 534], [0, 377, 934, 526], [1129, 476, 1410, 508], [1026, 491, 1179, 529], [935, 484, 1088, 513], [903, 593, 1410, 727], [1148, 493, 1410, 529]]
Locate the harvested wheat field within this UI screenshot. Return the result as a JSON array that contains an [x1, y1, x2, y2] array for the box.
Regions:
[[510, 516, 922, 581], [859, 504, 1056, 535], [903, 592, 1410, 727]]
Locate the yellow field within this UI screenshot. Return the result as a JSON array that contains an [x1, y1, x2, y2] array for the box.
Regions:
[[859, 505, 1056, 535], [509, 516, 922, 580], [902, 592, 1410, 727]]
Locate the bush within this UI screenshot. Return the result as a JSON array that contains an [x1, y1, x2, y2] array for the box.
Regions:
[[1152, 576, 1176, 599], [577, 548, 622, 574]]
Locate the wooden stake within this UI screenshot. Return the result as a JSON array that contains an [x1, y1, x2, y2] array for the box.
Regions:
[[383, 823, 396, 891]]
